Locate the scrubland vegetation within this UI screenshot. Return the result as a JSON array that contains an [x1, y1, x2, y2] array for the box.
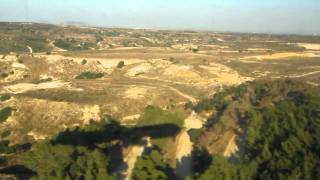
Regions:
[[0, 107, 12, 123], [1, 22, 320, 179], [75, 72, 104, 79], [193, 79, 320, 179]]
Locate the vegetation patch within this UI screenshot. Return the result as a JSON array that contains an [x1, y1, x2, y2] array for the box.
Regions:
[[132, 146, 176, 180], [16, 116, 180, 179], [75, 72, 104, 79], [137, 105, 185, 128], [54, 38, 96, 51], [117, 61, 125, 68], [0, 94, 11, 102], [0, 107, 13, 123]]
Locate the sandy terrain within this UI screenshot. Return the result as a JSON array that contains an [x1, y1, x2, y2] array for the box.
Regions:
[[297, 43, 320, 50], [172, 44, 198, 51], [11, 62, 27, 69], [38, 54, 144, 68], [1, 98, 102, 144], [126, 62, 154, 77], [123, 145, 145, 180], [27, 131, 47, 141], [175, 111, 205, 179], [126, 59, 171, 77], [175, 111, 204, 162], [284, 70, 320, 78], [163, 65, 202, 83], [241, 52, 320, 60], [199, 63, 252, 85], [27, 46, 33, 54], [81, 105, 100, 124], [164, 85, 197, 103], [223, 135, 238, 157], [184, 111, 204, 129], [247, 48, 271, 51], [122, 114, 141, 122], [3, 81, 72, 94], [1, 69, 27, 83], [124, 86, 148, 99], [49, 41, 67, 52]]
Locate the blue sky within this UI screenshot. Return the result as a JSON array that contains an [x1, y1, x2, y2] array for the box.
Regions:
[[0, 0, 319, 35]]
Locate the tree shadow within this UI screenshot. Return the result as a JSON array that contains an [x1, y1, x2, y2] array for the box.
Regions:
[[191, 148, 212, 175], [0, 165, 36, 179], [52, 120, 181, 178], [176, 155, 193, 180]]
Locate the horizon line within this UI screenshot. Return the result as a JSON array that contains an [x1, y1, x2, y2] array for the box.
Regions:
[[1, 20, 319, 37]]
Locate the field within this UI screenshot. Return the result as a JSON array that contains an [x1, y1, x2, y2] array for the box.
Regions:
[[0, 22, 320, 179]]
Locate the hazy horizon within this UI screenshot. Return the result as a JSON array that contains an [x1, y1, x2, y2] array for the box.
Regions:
[[1, 0, 320, 35]]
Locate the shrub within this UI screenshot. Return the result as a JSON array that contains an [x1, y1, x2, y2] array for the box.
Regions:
[[117, 61, 125, 68], [0, 107, 12, 123], [184, 101, 194, 110], [0, 94, 11, 102], [0, 73, 9, 78], [75, 72, 104, 79], [81, 59, 87, 65]]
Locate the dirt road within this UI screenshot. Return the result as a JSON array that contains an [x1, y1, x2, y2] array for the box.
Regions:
[[4, 81, 79, 94]]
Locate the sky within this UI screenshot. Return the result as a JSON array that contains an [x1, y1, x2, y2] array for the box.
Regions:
[[0, 0, 319, 35]]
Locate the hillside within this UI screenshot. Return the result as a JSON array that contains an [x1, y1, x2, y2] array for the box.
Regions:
[[193, 79, 320, 179], [0, 79, 319, 180]]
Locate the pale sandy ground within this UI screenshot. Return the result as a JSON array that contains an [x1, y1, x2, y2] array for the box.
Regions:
[[1, 55, 17, 62], [81, 105, 100, 125], [307, 81, 320, 86], [38, 54, 144, 68], [223, 135, 238, 157], [163, 65, 202, 83], [3, 81, 81, 94], [126, 63, 154, 77], [1, 69, 27, 83], [27, 131, 47, 141], [216, 37, 225, 42], [124, 86, 148, 99], [128, 61, 251, 89], [122, 114, 141, 121], [164, 85, 197, 103], [123, 137, 152, 180], [126, 59, 171, 77], [49, 41, 67, 52], [247, 48, 271, 51], [26, 46, 33, 54], [11, 62, 27, 69], [1, 99, 102, 142], [123, 146, 145, 180], [199, 63, 253, 85], [201, 44, 229, 49], [240, 52, 320, 60], [282, 70, 320, 78], [0, 56, 28, 83], [171, 44, 198, 51], [175, 111, 205, 179], [297, 43, 320, 50]]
